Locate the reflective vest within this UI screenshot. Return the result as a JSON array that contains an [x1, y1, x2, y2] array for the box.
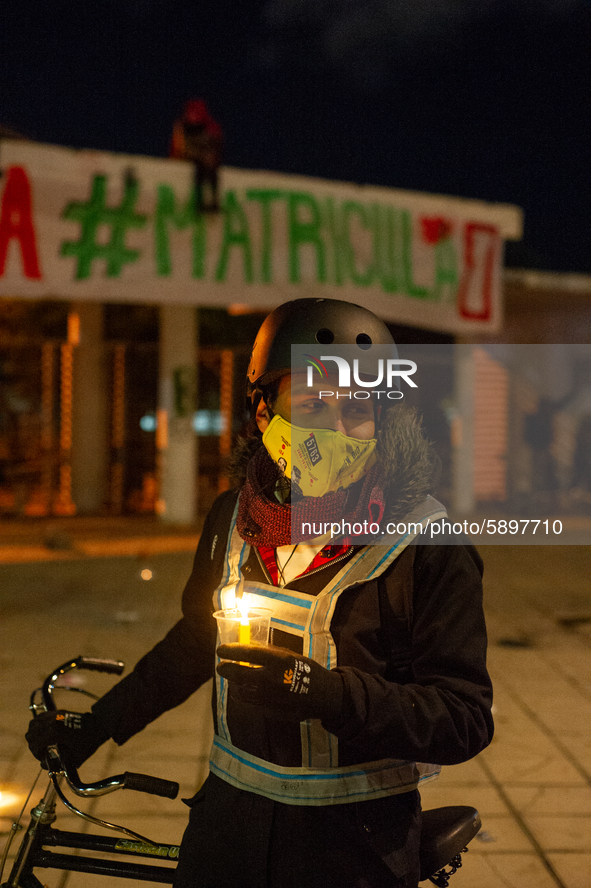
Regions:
[[210, 495, 446, 806]]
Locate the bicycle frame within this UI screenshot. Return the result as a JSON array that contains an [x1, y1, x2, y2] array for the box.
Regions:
[[4, 778, 179, 887], [3, 656, 482, 888]]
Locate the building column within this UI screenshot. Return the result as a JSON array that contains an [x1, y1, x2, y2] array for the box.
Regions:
[[71, 302, 109, 513], [158, 305, 198, 523]]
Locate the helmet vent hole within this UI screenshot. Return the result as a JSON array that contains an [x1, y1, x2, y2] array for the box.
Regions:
[[356, 333, 372, 349], [316, 328, 334, 344]]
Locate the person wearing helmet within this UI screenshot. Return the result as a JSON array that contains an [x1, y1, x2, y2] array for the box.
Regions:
[[27, 298, 493, 888]]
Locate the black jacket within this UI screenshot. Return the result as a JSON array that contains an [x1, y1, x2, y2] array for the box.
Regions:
[[93, 487, 493, 769]]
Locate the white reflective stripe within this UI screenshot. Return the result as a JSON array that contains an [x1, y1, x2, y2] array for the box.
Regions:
[[216, 677, 230, 744], [210, 736, 441, 807], [300, 718, 338, 769], [218, 499, 246, 594], [214, 500, 246, 743], [242, 582, 313, 639]]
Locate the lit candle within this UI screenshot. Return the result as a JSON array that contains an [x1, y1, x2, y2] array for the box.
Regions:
[[237, 596, 251, 644], [239, 615, 251, 646], [237, 596, 251, 660]]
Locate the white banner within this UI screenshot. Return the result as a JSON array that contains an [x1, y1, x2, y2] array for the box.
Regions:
[[0, 140, 522, 333]]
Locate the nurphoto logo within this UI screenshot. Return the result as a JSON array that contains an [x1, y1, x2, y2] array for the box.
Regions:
[[301, 349, 418, 401], [305, 355, 417, 389]]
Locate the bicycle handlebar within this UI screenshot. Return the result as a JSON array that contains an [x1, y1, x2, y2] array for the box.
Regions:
[[41, 656, 125, 711], [46, 749, 179, 799], [77, 657, 126, 673], [121, 772, 180, 799], [40, 658, 180, 802]]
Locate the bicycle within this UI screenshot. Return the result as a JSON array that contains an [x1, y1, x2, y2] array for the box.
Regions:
[[1, 657, 482, 888]]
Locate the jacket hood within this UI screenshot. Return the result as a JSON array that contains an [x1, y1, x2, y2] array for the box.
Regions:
[[225, 404, 439, 522], [374, 403, 440, 523]]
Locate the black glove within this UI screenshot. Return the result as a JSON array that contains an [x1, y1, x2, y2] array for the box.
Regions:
[[217, 644, 345, 726], [26, 710, 111, 769]]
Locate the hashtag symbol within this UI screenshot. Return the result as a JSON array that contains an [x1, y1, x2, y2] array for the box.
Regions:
[[61, 174, 147, 279]]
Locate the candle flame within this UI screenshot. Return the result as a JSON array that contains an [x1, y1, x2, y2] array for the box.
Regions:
[[237, 593, 251, 625]]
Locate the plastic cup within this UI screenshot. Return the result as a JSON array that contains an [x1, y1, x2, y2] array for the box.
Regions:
[[213, 607, 272, 653]]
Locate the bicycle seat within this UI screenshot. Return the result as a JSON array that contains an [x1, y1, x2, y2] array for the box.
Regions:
[[419, 806, 481, 881]]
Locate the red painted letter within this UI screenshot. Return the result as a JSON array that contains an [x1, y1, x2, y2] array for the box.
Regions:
[[457, 222, 499, 321], [0, 166, 42, 279]]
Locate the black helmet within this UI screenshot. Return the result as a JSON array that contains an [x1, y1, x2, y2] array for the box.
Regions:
[[247, 298, 396, 393]]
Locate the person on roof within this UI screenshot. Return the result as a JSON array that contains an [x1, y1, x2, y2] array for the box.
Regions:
[[170, 98, 223, 212]]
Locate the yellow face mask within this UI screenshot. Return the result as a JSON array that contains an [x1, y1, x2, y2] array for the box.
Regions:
[[262, 414, 377, 498]]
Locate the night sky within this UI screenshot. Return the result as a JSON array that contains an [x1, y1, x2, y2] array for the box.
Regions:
[[2, 0, 590, 274]]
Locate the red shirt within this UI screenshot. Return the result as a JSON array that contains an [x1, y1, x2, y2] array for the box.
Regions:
[[258, 544, 351, 586]]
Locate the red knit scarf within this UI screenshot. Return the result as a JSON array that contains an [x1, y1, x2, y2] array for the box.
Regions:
[[237, 446, 385, 547]]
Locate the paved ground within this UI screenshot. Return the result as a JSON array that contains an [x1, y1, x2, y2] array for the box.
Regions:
[[0, 519, 590, 888]]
